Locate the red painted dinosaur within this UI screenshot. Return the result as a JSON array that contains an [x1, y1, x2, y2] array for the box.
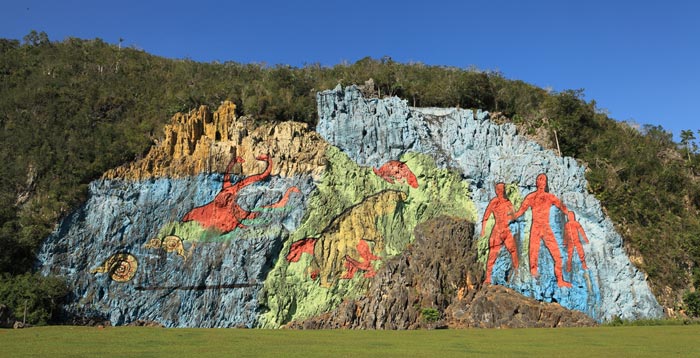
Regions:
[[181, 154, 272, 233], [373, 160, 418, 188], [262, 186, 301, 209]]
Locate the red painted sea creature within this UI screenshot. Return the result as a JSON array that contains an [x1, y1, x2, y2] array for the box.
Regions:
[[181, 154, 272, 233], [373, 160, 418, 188]]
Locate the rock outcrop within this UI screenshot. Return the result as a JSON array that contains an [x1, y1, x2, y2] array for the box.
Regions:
[[447, 285, 596, 328], [256, 148, 477, 328], [104, 101, 327, 180], [287, 216, 481, 329], [38, 103, 322, 327], [288, 216, 594, 329], [37, 174, 306, 327], [315, 85, 663, 321], [37, 86, 662, 328]]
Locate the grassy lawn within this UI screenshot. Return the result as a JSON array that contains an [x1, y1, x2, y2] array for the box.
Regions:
[[0, 325, 698, 357]]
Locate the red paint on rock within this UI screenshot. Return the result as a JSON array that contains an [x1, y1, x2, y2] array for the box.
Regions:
[[512, 173, 572, 288], [262, 186, 301, 209], [181, 154, 272, 233], [481, 182, 518, 284], [373, 160, 418, 188], [286, 237, 317, 262], [564, 211, 589, 272], [341, 239, 382, 279]]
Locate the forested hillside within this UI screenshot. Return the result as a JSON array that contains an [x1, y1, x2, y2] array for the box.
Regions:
[[1, 32, 699, 324]]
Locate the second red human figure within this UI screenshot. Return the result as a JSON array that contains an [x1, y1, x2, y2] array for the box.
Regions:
[[481, 182, 518, 284], [512, 173, 572, 288], [564, 211, 589, 272]]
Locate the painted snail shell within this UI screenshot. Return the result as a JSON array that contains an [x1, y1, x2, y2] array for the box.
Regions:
[[163, 235, 182, 252], [107, 253, 138, 282]]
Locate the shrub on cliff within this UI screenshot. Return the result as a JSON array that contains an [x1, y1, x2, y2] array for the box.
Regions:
[[0, 273, 68, 325], [684, 291, 700, 318]]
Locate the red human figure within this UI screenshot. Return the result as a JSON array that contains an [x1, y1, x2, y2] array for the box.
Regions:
[[512, 173, 572, 288], [480, 182, 519, 284], [564, 211, 589, 272], [181, 154, 272, 233]]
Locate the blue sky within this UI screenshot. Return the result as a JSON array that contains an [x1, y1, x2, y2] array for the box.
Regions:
[[2, 0, 698, 140]]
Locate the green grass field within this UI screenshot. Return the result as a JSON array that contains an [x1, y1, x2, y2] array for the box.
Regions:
[[1, 325, 698, 357]]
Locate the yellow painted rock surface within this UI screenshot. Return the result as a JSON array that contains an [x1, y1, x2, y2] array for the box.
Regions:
[[104, 101, 327, 180]]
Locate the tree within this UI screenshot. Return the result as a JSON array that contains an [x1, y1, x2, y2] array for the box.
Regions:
[[684, 290, 700, 317], [680, 129, 696, 162], [22, 30, 49, 46], [0, 273, 68, 325], [0, 39, 19, 53]]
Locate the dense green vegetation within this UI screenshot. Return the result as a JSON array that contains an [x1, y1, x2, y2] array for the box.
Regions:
[[1, 325, 700, 357], [0, 273, 67, 325], [1, 32, 699, 324]]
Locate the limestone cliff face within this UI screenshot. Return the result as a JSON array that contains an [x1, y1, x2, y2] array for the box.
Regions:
[[39, 102, 325, 327], [104, 101, 327, 180], [37, 87, 662, 328], [316, 85, 663, 321]]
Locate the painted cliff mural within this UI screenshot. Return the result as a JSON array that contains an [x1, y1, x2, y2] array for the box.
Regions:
[[180, 154, 273, 232], [479, 173, 596, 307], [480, 182, 518, 285], [36, 88, 662, 328]]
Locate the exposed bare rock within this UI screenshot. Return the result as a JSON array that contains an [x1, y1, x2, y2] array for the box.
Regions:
[[288, 215, 595, 329], [15, 164, 37, 206], [447, 284, 596, 328], [37, 86, 658, 328], [316, 85, 662, 322], [104, 101, 327, 180], [13, 321, 31, 329], [288, 216, 481, 329]]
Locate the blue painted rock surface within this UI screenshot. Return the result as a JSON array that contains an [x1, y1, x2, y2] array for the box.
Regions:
[[38, 174, 312, 327]]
